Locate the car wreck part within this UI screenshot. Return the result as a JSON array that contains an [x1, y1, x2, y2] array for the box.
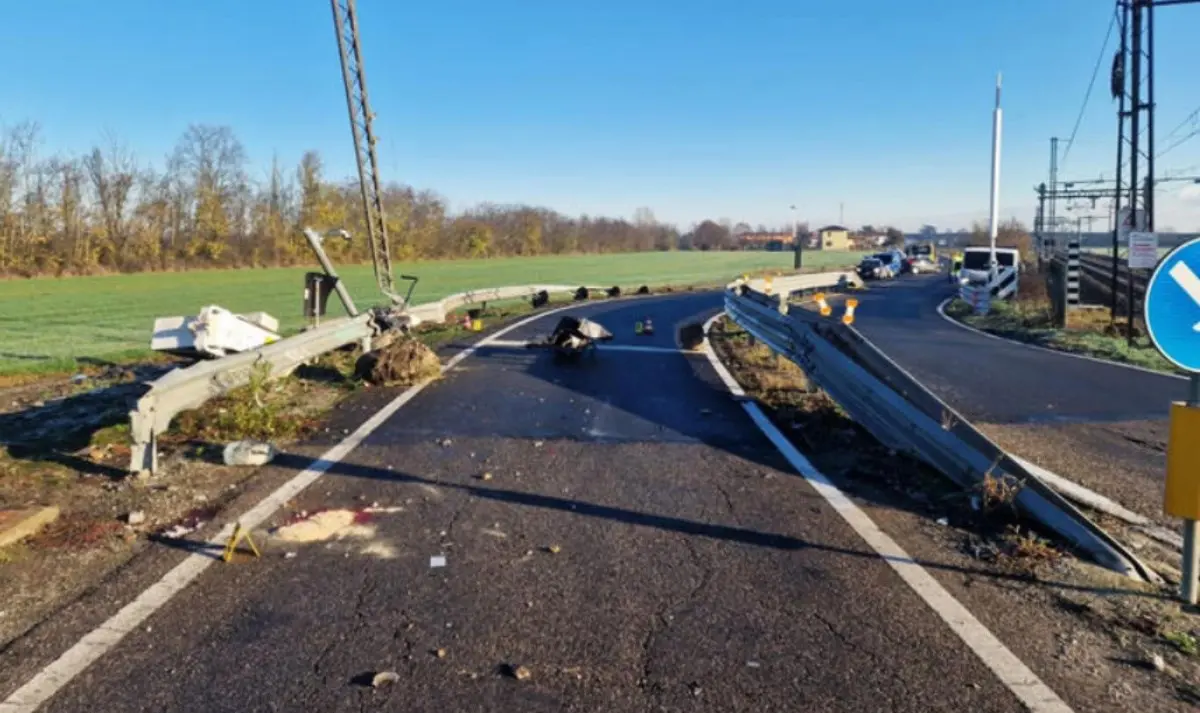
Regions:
[[150, 306, 281, 359]]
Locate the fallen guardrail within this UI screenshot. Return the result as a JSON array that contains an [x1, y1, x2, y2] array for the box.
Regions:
[[723, 278, 1154, 581], [128, 282, 613, 474]]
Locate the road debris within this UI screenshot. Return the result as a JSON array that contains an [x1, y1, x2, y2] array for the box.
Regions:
[[356, 338, 442, 386], [479, 472, 493, 481], [430, 555, 447, 568], [371, 671, 400, 688], [434, 648, 447, 659], [283, 551, 298, 559], [271, 509, 374, 544], [547, 544, 562, 554], [124, 511, 146, 526], [439, 438, 453, 448], [678, 322, 705, 350], [222, 440, 276, 466], [504, 663, 532, 681]]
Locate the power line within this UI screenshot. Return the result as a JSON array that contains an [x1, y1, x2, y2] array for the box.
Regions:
[[1156, 106, 1200, 158], [1061, 7, 1118, 168]]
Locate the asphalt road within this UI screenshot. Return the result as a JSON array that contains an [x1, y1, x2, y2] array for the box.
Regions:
[[13, 292, 1031, 713], [850, 275, 1183, 519]]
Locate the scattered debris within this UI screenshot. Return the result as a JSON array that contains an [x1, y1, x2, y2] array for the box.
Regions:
[[434, 648, 447, 659], [505, 663, 532, 681], [430, 555, 447, 568], [547, 544, 562, 554], [161, 523, 198, 539], [689, 681, 703, 697], [124, 511, 146, 526], [70, 374, 88, 385], [439, 438, 453, 448], [1149, 653, 1166, 672], [936, 517, 950, 526], [678, 322, 705, 350], [284, 551, 298, 559], [271, 509, 375, 544], [533, 441, 544, 448], [746, 661, 761, 669], [0, 506, 61, 548], [222, 440, 277, 467], [480, 472, 493, 481], [356, 338, 442, 386], [151, 305, 281, 358], [372, 671, 401, 688]]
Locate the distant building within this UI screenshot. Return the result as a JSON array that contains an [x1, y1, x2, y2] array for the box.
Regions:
[[817, 225, 852, 250], [737, 231, 795, 251]]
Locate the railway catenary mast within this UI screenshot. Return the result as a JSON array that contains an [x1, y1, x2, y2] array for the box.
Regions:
[[330, 0, 401, 303]]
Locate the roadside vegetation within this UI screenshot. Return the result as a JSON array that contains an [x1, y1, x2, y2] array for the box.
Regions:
[[944, 272, 1178, 375]]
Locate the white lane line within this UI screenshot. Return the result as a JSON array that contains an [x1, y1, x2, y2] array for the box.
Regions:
[[485, 338, 694, 355], [0, 304, 578, 713], [700, 313, 1075, 713], [934, 296, 1186, 382]]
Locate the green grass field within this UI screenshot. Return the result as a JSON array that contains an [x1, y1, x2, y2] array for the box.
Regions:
[[0, 250, 865, 376]]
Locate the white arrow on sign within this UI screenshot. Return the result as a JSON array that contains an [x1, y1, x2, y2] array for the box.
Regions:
[[1167, 260, 1200, 331]]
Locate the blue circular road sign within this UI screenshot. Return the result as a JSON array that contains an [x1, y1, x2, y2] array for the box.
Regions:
[[1145, 237, 1200, 372]]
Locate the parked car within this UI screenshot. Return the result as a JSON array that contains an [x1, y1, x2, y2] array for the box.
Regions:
[[858, 251, 904, 280]]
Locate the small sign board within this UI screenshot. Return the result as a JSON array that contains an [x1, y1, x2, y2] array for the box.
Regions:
[[1116, 207, 1148, 240], [1128, 231, 1159, 269]]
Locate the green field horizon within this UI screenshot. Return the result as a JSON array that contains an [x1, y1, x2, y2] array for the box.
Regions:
[[0, 250, 865, 376]]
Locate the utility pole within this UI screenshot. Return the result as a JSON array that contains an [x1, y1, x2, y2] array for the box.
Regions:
[[988, 74, 1004, 277], [839, 202, 844, 226], [791, 204, 802, 270], [1048, 137, 1059, 256]]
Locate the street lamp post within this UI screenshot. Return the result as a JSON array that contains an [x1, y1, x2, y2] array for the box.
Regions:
[[790, 204, 802, 270]]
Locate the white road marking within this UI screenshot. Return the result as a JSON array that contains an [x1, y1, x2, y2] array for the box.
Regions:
[[935, 296, 1187, 381], [0, 304, 579, 713], [485, 338, 691, 355], [1166, 261, 1200, 331], [700, 313, 1076, 713]]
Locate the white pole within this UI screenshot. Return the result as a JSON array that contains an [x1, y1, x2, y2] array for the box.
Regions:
[[988, 73, 1003, 279]]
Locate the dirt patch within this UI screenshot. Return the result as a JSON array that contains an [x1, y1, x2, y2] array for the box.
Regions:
[[355, 338, 442, 387]]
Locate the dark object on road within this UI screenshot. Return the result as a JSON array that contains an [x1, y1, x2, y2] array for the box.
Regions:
[[636, 285, 650, 295], [574, 287, 589, 301], [545, 315, 612, 361], [637, 317, 655, 335], [678, 322, 705, 350], [607, 286, 621, 297], [355, 338, 442, 386], [531, 290, 549, 308]]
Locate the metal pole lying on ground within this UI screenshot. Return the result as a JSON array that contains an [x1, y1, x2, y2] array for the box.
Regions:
[[987, 73, 1003, 282]]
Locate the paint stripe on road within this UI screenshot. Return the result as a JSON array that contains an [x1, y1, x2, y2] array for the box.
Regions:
[[0, 304, 579, 713], [485, 338, 694, 355], [700, 313, 1076, 713]]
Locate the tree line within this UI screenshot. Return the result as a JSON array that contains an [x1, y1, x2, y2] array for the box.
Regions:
[[0, 122, 683, 277]]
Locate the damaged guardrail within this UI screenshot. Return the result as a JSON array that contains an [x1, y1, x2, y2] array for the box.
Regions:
[[722, 278, 1155, 581], [128, 282, 620, 475]]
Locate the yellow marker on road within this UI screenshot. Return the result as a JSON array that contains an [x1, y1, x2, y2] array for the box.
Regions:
[[814, 292, 831, 317], [842, 298, 859, 325]]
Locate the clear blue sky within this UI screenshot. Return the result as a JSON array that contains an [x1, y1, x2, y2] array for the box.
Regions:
[[3, 0, 1200, 232]]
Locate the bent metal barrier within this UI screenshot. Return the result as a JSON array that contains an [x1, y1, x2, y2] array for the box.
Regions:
[[722, 276, 1154, 581], [127, 283, 595, 474]]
